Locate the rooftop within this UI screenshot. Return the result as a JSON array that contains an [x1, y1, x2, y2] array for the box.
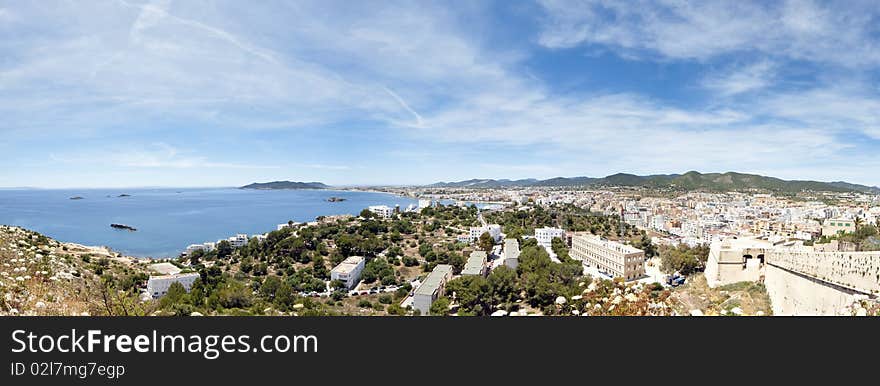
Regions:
[[462, 251, 487, 275], [331, 256, 365, 274], [148, 262, 181, 275], [148, 272, 200, 281], [414, 264, 453, 296], [504, 238, 520, 260], [573, 233, 643, 254]]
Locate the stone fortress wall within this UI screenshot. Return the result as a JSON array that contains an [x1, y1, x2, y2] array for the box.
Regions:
[[765, 250, 880, 295], [705, 238, 880, 315], [763, 264, 864, 315]]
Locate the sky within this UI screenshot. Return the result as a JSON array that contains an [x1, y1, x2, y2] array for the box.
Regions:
[[2, 0, 880, 188]]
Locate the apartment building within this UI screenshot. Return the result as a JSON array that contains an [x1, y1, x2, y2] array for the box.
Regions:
[[228, 234, 249, 248], [147, 272, 201, 298], [330, 256, 366, 289], [535, 227, 564, 249], [462, 251, 488, 276], [368, 205, 394, 219], [503, 238, 520, 270], [822, 218, 854, 236], [468, 224, 502, 243], [570, 233, 645, 281], [413, 264, 453, 315]]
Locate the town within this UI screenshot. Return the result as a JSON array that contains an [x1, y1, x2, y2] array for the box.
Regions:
[[135, 183, 880, 316]]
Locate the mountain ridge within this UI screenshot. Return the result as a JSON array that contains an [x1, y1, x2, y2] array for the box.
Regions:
[[427, 171, 880, 193], [240, 181, 330, 190]]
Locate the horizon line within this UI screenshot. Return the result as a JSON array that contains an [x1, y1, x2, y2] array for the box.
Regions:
[[2, 169, 879, 190]]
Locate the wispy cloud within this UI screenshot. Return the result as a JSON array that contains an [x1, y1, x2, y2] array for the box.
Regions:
[[702, 61, 777, 96], [536, 0, 880, 67], [51, 143, 280, 170], [0, 8, 14, 23], [292, 163, 353, 171], [383, 87, 425, 128], [3, 1, 880, 187]]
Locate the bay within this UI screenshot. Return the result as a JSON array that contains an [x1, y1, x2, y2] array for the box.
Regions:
[[0, 188, 416, 258]]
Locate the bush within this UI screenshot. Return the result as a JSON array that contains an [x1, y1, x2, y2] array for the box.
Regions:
[[378, 294, 392, 304], [386, 304, 406, 316]]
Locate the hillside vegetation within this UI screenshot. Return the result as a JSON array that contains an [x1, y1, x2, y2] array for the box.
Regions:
[[0, 226, 148, 316], [429, 171, 880, 193]]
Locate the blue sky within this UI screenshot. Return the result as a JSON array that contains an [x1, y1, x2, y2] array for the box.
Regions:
[[2, 0, 880, 188]]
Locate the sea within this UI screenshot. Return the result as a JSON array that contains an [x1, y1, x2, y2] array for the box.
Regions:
[[0, 188, 417, 258]]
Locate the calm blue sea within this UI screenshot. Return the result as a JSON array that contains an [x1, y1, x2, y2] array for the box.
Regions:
[[0, 188, 416, 258]]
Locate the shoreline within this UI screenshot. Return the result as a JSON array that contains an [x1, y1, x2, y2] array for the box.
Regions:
[[0, 188, 417, 260]]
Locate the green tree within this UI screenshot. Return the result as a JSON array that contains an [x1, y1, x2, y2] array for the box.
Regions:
[[259, 276, 282, 300], [446, 275, 491, 315], [478, 231, 495, 255], [274, 282, 296, 310], [429, 297, 451, 316], [159, 282, 188, 309], [216, 240, 233, 259], [189, 249, 205, 266], [659, 244, 709, 275], [633, 232, 658, 258], [488, 265, 518, 304]]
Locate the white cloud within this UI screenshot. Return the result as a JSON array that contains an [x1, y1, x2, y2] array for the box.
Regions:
[[702, 61, 776, 96], [0, 8, 13, 23], [51, 143, 279, 170], [292, 163, 353, 171], [759, 87, 880, 140], [3, 1, 880, 186], [383, 87, 425, 128], [536, 0, 880, 67]]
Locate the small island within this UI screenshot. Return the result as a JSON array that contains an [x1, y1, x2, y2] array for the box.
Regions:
[[69, 196, 84, 200], [118, 194, 131, 197], [240, 181, 330, 190], [326, 196, 347, 202], [110, 223, 137, 231]]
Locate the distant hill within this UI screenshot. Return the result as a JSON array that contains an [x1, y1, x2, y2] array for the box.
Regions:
[[827, 181, 880, 194], [427, 171, 880, 194], [240, 181, 330, 190]]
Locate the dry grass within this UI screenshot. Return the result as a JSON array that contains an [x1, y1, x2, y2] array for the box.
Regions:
[[670, 275, 772, 316]]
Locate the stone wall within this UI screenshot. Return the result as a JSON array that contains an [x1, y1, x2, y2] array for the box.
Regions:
[[764, 264, 859, 315], [766, 250, 880, 295]]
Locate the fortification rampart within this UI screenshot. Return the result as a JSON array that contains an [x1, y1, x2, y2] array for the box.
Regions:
[[766, 250, 880, 295], [704, 238, 880, 315]]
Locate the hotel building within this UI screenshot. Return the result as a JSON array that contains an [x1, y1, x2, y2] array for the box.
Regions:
[[570, 233, 645, 281]]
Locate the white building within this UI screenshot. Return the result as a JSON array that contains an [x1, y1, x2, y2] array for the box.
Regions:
[[570, 234, 645, 281], [651, 215, 667, 232], [228, 234, 249, 248], [822, 218, 854, 237], [277, 222, 301, 231], [462, 251, 488, 276], [468, 224, 502, 243], [185, 242, 216, 255], [535, 227, 564, 250], [368, 205, 394, 219], [413, 264, 453, 315], [418, 199, 433, 209], [330, 256, 366, 289], [503, 238, 520, 270], [186, 244, 207, 255], [147, 272, 201, 298]]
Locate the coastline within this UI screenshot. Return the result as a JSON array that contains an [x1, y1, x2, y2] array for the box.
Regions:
[[0, 188, 418, 259]]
